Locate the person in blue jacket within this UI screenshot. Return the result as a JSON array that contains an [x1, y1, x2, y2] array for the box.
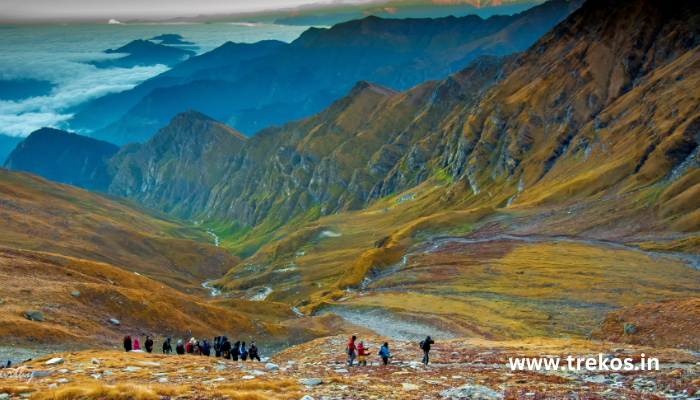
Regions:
[[379, 342, 392, 366]]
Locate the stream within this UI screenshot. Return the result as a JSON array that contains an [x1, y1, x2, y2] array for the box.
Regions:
[[201, 279, 221, 297]]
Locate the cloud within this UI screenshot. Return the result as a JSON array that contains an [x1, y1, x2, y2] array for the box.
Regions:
[[108, 19, 123, 24]]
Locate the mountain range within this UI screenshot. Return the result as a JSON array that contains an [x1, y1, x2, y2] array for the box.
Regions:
[[3, 0, 700, 350], [69, 0, 584, 145]]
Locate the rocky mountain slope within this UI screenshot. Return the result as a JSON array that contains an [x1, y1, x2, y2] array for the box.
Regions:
[[4, 128, 119, 191], [71, 0, 584, 143]]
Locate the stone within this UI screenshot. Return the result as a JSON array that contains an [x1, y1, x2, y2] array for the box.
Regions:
[[242, 376, 255, 380], [623, 322, 636, 334], [58, 369, 69, 373], [123, 366, 141, 372], [72, 369, 85, 373], [103, 371, 115, 376], [29, 371, 51, 377], [301, 396, 316, 400], [91, 374, 101, 379], [45, 357, 63, 365], [71, 291, 80, 296], [0, 394, 8, 399], [25, 311, 44, 322], [139, 361, 161, 367], [56, 379, 70, 383], [91, 359, 100, 364], [299, 378, 323, 386], [265, 363, 279, 370], [108, 318, 120, 325], [151, 373, 168, 377], [159, 378, 168, 383], [334, 368, 348, 373], [402, 383, 419, 390], [439, 385, 503, 399]]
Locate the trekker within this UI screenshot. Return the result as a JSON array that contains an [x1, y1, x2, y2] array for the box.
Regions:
[[123, 335, 132, 352], [379, 342, 392, 366], [202, 339, 211, 356], [176, 340, 185, 355], [220, 336, 232, 359], [240, 342, 248, 361], [6, 360, 11, 368], [232, 341, 241, 361], [163, 337, 172, 354], [249, 342, 261, 362], [420, 336, 434, 365], [214, 337, 222, 357], [133, 338, 141, 351], [145, 336, 154, 353], [195, 340, 202, 356], [357, 340, 370, 366], [347, 335, 357, 367], [186, 338, 195, 355]]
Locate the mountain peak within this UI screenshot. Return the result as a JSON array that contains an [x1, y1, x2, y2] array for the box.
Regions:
[[350, 81, 401, 97]]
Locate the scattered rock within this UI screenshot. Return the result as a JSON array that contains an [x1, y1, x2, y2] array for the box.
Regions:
[[103, 370, 115, 376], [623, 322, 636, 334], [402, 383, 420, 390], [159, 378, 168, 383], [45, 357, 63, 365], [139, 361, 161, 367], [123, 366, 141, 372], [24, 311, 44, 322], [242, 376, 255, 380], [71, 291, 80, 296], [301, 396, 315, 400], [29, 371, 51, 377], [91, 359, 100, 365], [439, 385, 503, 399], [299, 378, 323, 386], [334, 368, 348, 373], [91, 374, 101, 379], [265, 363, 279, 370], [56, 379, 70, 384], [108, 318, 120, 325]]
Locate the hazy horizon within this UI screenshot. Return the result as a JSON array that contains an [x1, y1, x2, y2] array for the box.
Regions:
[[0, 0, 380, 24]]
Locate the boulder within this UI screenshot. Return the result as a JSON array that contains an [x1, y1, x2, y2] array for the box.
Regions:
[[108, 318, 120, 325], [45, 357, 63, 365], [265, 363, 279, 370], [439, 385, 503, 399], [25, 311, 44, 322], [91, 359, 100, 365], [301, 396, 316, 400], [71, 291, 80, 296], [299, 378, 323, 386]]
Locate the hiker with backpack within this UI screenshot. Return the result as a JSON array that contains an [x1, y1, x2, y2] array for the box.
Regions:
[[249, 342, 261, 361], [347, 335, 357, 366], [220, 336, 232, 359], [176, 340, 185, 355], [145, 336, 154, 353], [133, 338, 141, 351], [240, 342, 248, 361], [185, 338, 195, 355], [379, 342, 392, 366], [202, 339, 211, 356], [123, 335, 132, 352], [357, 340, 371, 366], [232, 341, 241, 361], [214, 336, 222, 357], [163, 337, 173, 354], [420, 336, 434, 365]]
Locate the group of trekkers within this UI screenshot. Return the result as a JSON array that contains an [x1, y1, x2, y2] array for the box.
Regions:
[[346, 335, 434, 366], [122, 335, 261, 361]]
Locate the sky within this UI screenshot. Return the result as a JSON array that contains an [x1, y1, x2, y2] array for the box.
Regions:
[[0, 0, 373, 23]]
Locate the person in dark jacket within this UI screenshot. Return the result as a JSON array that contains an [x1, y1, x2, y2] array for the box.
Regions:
[[232, 341, 241, 361], [240, 342, 248, 361], [202, 339, 211, 356], [163, 337, 173, 354], [248, 342, 261, 362], [176, 340, 185, 355], [379, 342, 392, 366], [123, 335, 132, 352], [220, 336, 232, 359], [214, 336, 222, 357], [421, 336, 435, 365], [145, 336, 154, 353]]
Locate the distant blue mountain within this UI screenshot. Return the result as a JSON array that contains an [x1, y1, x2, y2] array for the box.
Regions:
[[88, 39, 196, 69]]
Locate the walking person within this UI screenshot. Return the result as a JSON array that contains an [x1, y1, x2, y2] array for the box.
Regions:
[[195, 340, 202, 356], [232, 341, 241, 361], [214, 337, 222, 358], [162, 337, 173, 354], [123, 335, 132, 353], [145, 336, 154, 353], [420, 336, 434, 365], [357, 340, 370, 366], [347, 335, 357, 367], [186, 338, 195, 355], [240, 342, 248, 361], [248, 342, 261, 362], [202, 339, 211, 356], [220, 336, 231, 359], [176, 340, 185, 355], [379, 342, 392, 366], [133, 338, 141, 351]]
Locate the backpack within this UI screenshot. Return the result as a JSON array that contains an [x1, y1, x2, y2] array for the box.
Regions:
[[419, 340, 425, 350]]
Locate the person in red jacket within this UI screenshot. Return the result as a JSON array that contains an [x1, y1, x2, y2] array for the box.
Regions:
[[347, 335, 357, 367], [357, 340, 371, 366]]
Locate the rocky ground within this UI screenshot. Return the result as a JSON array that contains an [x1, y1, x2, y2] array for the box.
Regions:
[[1, 336, 699, 399]]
